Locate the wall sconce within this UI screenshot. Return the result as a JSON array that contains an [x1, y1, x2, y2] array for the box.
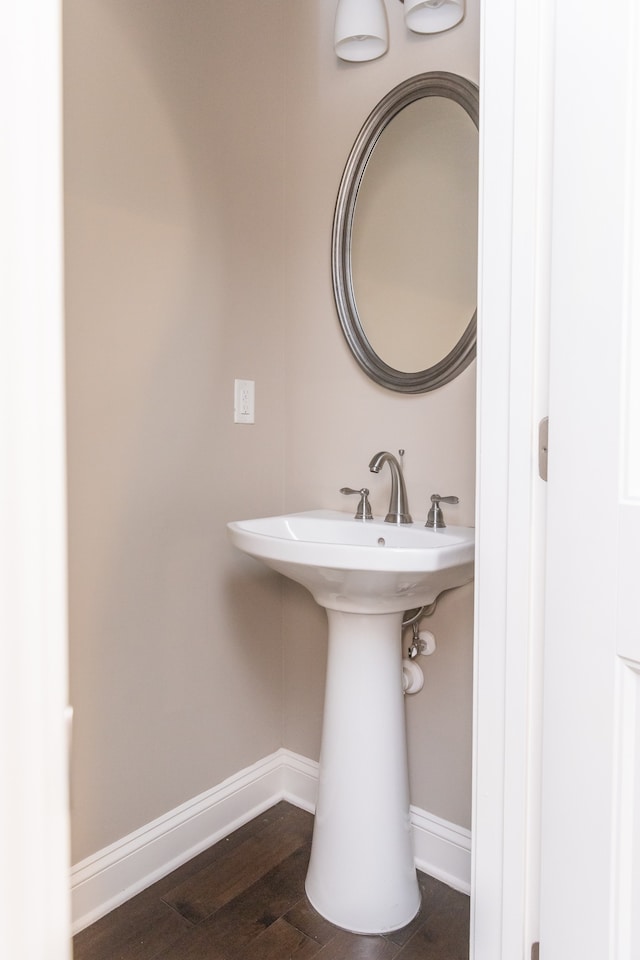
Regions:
[[334, 0, 389, 62], [403, 0, 464, 34], [334, 0, 464, 62]]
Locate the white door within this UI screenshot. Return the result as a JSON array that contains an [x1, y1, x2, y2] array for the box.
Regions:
[[539, 1, 640, 956]]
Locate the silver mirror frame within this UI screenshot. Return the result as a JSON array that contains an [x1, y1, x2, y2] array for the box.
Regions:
[[332, 72, 479, 394]]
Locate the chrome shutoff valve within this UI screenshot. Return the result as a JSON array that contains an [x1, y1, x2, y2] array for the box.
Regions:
[[408, 622, 437, 659], [408, 622, 421, 659]]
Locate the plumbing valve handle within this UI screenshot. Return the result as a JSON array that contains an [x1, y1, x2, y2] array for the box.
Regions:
[[408, 621, 420, 659], [426, 493, 459, 529], [430, 494, 459, 505], [340, 487, 373, 521]]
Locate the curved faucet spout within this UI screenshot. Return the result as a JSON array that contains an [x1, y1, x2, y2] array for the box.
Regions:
[[368, 451, 413, 524]]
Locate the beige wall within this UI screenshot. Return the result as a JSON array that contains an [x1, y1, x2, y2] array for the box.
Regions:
[[65, 0, 478, 864], [281, 0, 478, 829], [64, 0, 288, 862]]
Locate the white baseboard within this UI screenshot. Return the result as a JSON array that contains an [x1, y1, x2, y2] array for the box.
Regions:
[[70, 750, 287, 934], [279, 749, 319, 811], [410, 805, 471, 895], [70, 749, 470, 933]]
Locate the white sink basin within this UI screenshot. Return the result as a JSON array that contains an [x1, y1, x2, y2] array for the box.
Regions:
[[227, 509, 474, 614], [227, 507, 475, 933]]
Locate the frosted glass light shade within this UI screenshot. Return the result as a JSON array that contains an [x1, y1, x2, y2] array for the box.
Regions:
[[404, 0, 464, 34], [334, 0, 389, 62]]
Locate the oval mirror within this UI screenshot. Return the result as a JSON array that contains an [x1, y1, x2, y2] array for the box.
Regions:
[[332, 72, 479, 393]]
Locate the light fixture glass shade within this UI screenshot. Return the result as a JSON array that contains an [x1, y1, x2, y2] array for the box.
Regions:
[[334, 0, 389, 62], [404, 0, 464, 34]]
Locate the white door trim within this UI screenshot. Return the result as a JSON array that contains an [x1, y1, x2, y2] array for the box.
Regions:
[[1, 2, 560, 956], [472, 1, 555, 957], [0, 3, 71, 958]]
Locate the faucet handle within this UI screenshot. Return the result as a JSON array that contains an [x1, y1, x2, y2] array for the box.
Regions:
[[426, 493, 459, 529], [340, 487, 373, 521]]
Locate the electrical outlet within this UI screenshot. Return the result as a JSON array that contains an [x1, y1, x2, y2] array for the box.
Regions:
[[234, 379, 255, 424]]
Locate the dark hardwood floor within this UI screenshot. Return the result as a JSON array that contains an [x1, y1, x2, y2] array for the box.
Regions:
[[73, 802, 469, 960]]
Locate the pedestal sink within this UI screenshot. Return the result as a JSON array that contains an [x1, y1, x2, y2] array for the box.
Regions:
[[227, 510, 474, 934]]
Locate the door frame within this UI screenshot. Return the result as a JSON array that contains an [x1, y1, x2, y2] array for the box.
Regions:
[[471, 0, 555, 957], [2, 1, 556, 957], [0, 3, 71, 958]]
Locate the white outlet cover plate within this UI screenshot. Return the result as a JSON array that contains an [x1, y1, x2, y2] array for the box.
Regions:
[[234, 379, 255, 424]]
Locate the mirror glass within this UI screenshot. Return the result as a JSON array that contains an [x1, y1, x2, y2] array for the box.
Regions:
[[333, 73, 479, 393]]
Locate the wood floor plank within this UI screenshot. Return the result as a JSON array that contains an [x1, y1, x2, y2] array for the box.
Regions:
[[313, 928, 400, 959], [72, 893, 192, 960], [285, 896, 341, 946], [238, 916, 322, 960], [162, 806, 313, 923], [142, 926, 228, 960], [393, 890, 470, 960], [153, 844, 311, 959]]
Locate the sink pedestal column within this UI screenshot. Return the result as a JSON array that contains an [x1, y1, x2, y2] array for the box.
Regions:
[[305, 609, 421, 934]]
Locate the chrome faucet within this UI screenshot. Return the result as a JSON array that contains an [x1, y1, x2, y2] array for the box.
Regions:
[[368, 451, 413, 524]]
